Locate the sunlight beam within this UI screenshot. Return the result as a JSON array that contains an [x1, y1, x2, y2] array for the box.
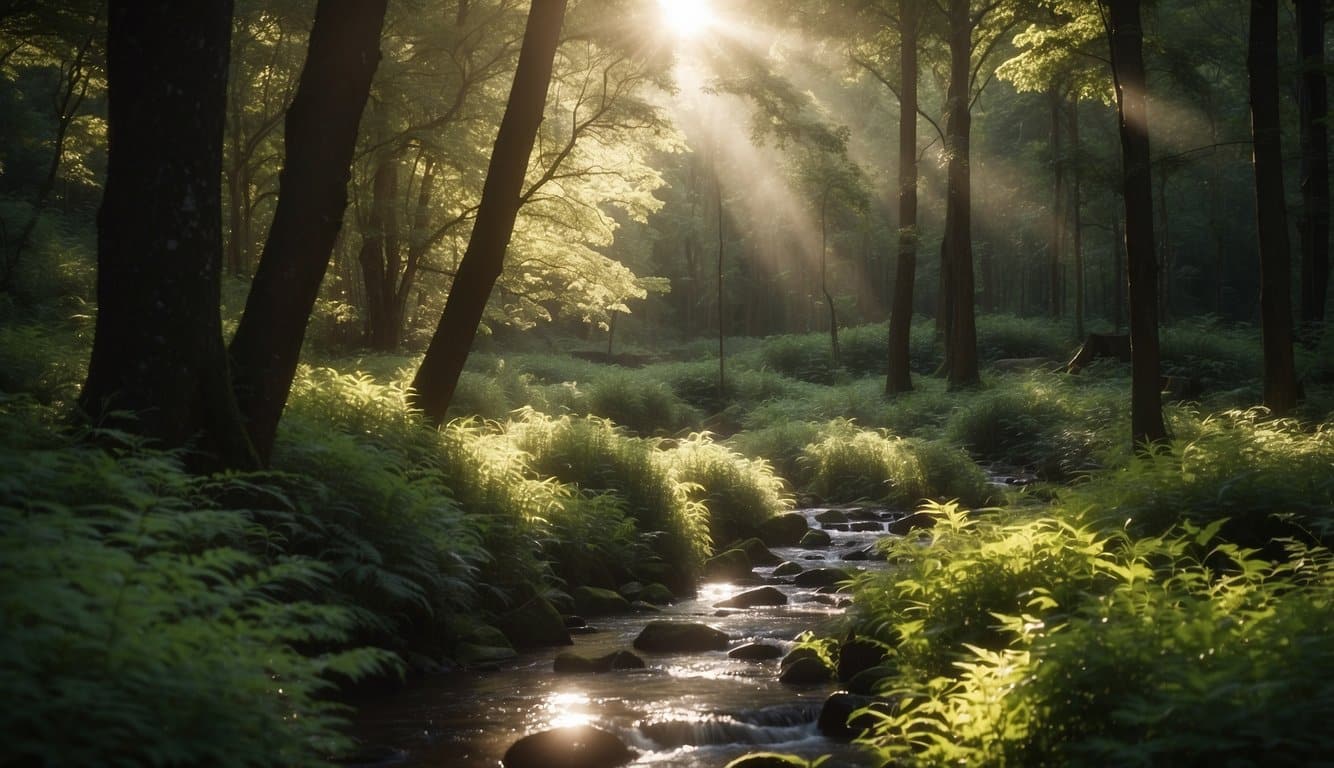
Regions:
[[657, 0, 717, 39]]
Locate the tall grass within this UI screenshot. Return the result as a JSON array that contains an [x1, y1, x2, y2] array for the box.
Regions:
[[803, 422, 990, 508]]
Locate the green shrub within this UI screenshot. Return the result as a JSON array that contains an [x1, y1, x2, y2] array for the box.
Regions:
[[0, 321, 89, 405], [1160, 318, 1263, 388], [0, 398, 394, 767], [975, 314, 1074, 362], [803, 422, 990, 508], [758, 333, 838, 384], [728, 420, 824, 486], [584, 370, 700, 435], [669, 432, 792, 544]]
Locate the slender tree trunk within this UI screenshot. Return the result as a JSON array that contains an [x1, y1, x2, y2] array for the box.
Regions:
[[944, 0, 979, 389], [1049, 87, 1065, 319], [1156, 170, 1171, 323], [228, 0, 388, 462], [886, 0, 918, 395], [1248, 0, 1299, 413], [1107, 0, 1166, 447], [1070, 99, 1085, 340], [80, 0, 256, 470], [411, 0, 568, 425], [1111, 210, 1125, 332], [717, 169, 727, 402], [1296, 0, 1329, 330], [820, 188, 841, 368]]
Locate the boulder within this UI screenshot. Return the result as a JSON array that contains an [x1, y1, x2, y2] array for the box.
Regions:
[[850, 521, 883, 532], [841, 548, 870, 562], [502, 725, 634, 768], [618, 581, 644, 601], [887, 510, 937, 536], [815, 509, 849, 524], [848, 665, 896, 696], [798, 529, 832, 548], [563, 615, 587, 629], [455, 643, 518, 667], [573, 586, 632, 617], [633, 621, 730, 653], [772, 561, 804, 577], [629, 601, 661, 613], [724, 753, 809, 768], [821, 523, 850, 532], [780, 646, 823, 669], [728, 642, 784, 661], [838, 638, 891, 682], [731, 537, 783, 566], [793, 567, 851, 589], [759, 512, 810, 547], [817, 692, 881, 741], [638, 582, 675, 606], [778, 656, 833, 685], [704, 549, 753, 581], [554, 650, 646, 675], [714, 586, 788, 609], [496, 596, 573, 650]]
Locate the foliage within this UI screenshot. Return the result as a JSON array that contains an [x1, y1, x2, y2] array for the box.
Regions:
[[802, 422, 990, 508], [669, 432, 792, 544], [0, 397, 395, 767]]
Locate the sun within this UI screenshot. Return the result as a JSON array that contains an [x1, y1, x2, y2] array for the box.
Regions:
[[657, 0, 717, 39]]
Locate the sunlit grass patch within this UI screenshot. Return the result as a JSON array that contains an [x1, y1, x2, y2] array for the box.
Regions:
[[802, 421, 990, 508]]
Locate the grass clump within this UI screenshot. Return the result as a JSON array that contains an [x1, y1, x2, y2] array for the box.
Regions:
[[803, 421, 990, 508], [669, 432, 792, 544], [584, 369, 701, 435]]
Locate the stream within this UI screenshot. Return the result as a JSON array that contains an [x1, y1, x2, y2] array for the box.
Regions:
[[350, 507, 898, 767]]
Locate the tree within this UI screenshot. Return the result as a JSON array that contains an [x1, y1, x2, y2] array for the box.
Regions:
[[1104, 0, 1166, 446], [1248, 0, 1298, 413], [228, 0, 390, 463], [410, 0, 569, 425], [1296, 0, 1328, 331], [79, 0, 256, 469], [887, 0, 920, 395]]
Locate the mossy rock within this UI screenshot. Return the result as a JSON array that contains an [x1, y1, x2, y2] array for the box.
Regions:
[[814, 509, 848, 524], [554, 650, 646, 674], [704, 548, 752, 581], [818, 692, 884, 741], [779, 646, 823, 669], [837, 637, 892, 681], [638, 582, 675, 605], [772, 561, 804, 577], [456, 643, 519, 667], [573, 586, 632, 617], [633, 621, 730, 653], [887, 510, 938, 536], [728, 642, 784, 662], [729, 537, 783, 566], [848, 665, 896, 696], [714, 586, 788, 609], [793, 567, 851, 588], [759, 512, 810, 547], [724, 753, 809, 768], [502, 725, 634, 768], [496, 596, 573, 650], [798, 529, 832, 548], [778, 655, 833, 685]]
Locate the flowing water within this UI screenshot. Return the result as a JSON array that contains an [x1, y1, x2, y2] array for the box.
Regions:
[[350, 507, 900, 767]]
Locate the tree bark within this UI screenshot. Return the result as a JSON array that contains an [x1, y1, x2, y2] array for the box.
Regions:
[[1248, 0, 1299, 413], [886, 0, 918, 395], [410, 0, 568, 425], [1296, 0, 1329, 330], [80, 0, 256, 470], [820, 187, 841, 368], [1049, 87, 1065, 319], [1106, 0, 1166, 447], [1070, 98, 1085, 340], [228, 0, 389, 463], [943, 0, 979, 389]]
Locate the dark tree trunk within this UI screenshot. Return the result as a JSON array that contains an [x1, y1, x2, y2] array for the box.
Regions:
[[943, 0, 979, 389], [1049, 87, 1065, 319], [1296, 0, 1329, 329], [228, 0, 388, 463], [80, 0, 256, 470], [1112, 210, 1125, 332], [717, 171, 727, 401], [886, 0, 918, 395], [1107, 0, 1166, 447], [1070, 99, 1085, 340], [820, 188, 841, 368], [1248, 0, 1299, 413], [410, 0, 568, 425], [359, 155, 403, 351]]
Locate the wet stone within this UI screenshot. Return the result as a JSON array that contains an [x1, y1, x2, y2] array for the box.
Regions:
[[772, 561, 804, 577], [728, 642, 785, 662], [502, 725, 635, 768]]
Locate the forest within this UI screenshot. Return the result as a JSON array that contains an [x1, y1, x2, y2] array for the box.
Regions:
[[1, 0, 1332, 766]]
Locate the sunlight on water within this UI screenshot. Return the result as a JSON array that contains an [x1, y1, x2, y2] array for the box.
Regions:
[[541, 691, 593, 729]]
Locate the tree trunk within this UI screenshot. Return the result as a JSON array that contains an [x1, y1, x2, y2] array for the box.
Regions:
[[360, 155, 403, 351], [1248, 0, 1299, 413], [1049, 87, 1065, 319], [410, 0, 568, 425], [228, 0, 388, 463], [717, 170, 727, 402], [80, 0, 256, 470], [1296, 0, 1329, 330], [1107, 0, 1167, 447], [886, 0, 918, 396], [820, 188, 841, 369], [943, 0, 979, 389], [1070, 98, 1085, 340], [1112, 209, 1125, 332]]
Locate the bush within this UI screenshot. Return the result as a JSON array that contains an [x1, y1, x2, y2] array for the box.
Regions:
[[0, 398, 394, 767], [669, 432, 792, 544], [584, 370, 700, 435], [803, 422, 990, 508], [975, 314, 1074, 362], [728, 420, 824, 486]]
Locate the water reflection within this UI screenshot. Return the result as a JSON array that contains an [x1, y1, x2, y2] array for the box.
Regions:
[[542, 691, 593, 729]]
